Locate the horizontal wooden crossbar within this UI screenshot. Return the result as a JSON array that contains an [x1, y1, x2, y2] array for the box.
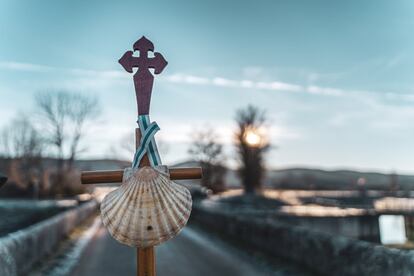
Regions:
[[81, 167, 202, 184]]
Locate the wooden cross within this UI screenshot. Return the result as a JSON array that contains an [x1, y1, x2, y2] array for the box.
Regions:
[[80, 36, 202, 276]]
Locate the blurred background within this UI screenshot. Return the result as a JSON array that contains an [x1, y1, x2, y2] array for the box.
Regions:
[[1, 0, 414, 275]]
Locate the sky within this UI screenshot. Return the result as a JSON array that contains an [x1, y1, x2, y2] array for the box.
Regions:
[[1, 0, 414, 173]]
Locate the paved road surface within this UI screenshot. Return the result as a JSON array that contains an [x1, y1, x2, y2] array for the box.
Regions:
[[70, 221, 310, 276]]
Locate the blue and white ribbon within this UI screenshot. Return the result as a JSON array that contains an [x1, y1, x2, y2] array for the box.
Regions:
[[132, 115, 162, 168]]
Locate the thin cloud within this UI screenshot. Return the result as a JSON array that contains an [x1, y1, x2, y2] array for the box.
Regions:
[[165, 74, 209, 85], [163, 73, 302, 92], [0, 61, 54, 72], [212, 77, 238, 87], [68, 68, 127, 79], [256, 81, 301, 92], [307, 85, 344, 96], [2, 60, 414, 102]]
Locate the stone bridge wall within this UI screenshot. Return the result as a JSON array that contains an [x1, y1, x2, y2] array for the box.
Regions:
[[0, 200, 97, 276], [191, 205, 414, 276]]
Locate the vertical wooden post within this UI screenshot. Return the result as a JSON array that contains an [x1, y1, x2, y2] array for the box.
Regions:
[[135, 128, 156, 276], [137, 247, 155, 276]]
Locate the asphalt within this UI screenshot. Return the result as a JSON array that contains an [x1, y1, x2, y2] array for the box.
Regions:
[[70, 222, 311, 276]]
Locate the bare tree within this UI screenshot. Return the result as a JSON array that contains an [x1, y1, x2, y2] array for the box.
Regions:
[[188, 129, 226, 193], [0, 115, 44, 194], [235, 105, 270, 194], [35, 91, 100, 193]]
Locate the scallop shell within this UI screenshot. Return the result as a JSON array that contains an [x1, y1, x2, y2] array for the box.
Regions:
[[100, 166, 192, 248]]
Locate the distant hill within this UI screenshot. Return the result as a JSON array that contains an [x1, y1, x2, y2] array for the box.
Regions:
[[225, 167, 414, 190], [266, 168, 414, 190], [76, 159, 414, 190], [74, 159, 131, 171], [2, 157, 413, 191]]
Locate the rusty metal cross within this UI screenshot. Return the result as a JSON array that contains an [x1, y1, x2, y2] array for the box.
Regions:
[[119, 36, 167, 115], [80, 36, 202, 276]]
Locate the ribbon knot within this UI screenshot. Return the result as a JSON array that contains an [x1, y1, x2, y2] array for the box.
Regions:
[[132, 115, 162, 168]]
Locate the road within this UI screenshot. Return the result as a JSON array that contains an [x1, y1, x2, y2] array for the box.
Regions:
[[70, 221, 311, 276]]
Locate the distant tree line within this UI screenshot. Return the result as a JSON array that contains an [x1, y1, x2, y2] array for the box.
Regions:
[[0, 90, 100, 198], [1, 94, 273, 198]]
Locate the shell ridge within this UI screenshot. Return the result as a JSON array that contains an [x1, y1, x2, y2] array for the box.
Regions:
[[115, 175, 147, 246], [147, 172, 181, 243], [168, 185, 192, 209], [154, 178, 188, 234], [158, 176, 192, 217], [122, 175, 145, 244], [133, 175, 147, 244], [165, 180, 191, 199], [137, 176, 149, 245], [102, 177, 136, 216], [101, 188, 127, 227], [105, 178, 139, 236], [154, 176, 189, 203], [154, 183, 189, 242], [148, 178, 167, 246], [104, 175, 142, 245], [157, 181, 192, 220], [152, 175, 178, 243]]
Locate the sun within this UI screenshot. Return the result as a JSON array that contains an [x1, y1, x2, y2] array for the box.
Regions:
[[244, 128, 262, 147]]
